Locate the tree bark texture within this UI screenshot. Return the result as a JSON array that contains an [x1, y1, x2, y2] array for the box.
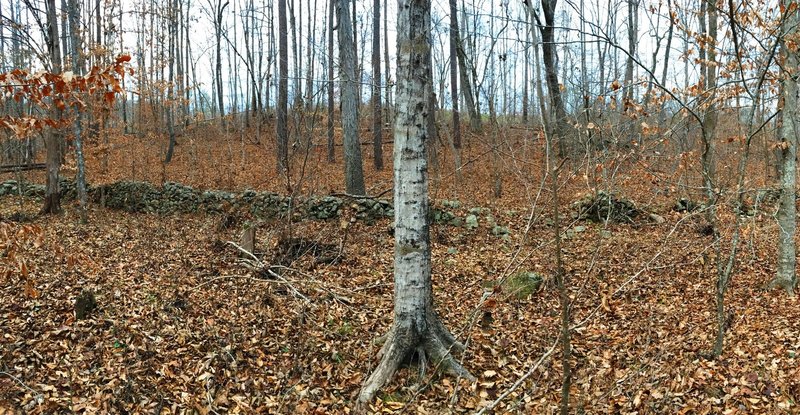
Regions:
[[372, 0, 383, 170], [452, 12, 480, 132], [277, 0, 289, 172], [357, 0, 472, 406], [42, 0, 63, 215], [327, 0, 335, 162], [774, 0, 798, 296], [448, 0, 461, 149], [68, 0, 88, 222], [337, 0, 365, 195], [623, 0, 638, 107], [215, 0, 229, 126], [538, 0, 569, 155]]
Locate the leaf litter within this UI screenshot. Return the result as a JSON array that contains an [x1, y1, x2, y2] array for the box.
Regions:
[[0, 139, 798, 414]]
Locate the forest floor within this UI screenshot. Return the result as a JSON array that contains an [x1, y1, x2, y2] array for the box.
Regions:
[[1, 125, 799, 414]]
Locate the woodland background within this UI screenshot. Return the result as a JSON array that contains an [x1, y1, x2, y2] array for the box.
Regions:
[[0, 0, 799, 413]]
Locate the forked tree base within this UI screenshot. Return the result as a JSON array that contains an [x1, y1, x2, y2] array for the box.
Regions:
[[356, 312, 474, 409], [39, 194, 62, 215], [767, 277, 796, 297]]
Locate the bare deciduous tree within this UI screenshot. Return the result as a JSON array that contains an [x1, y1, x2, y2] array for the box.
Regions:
[[773, 0, 798, 296], [277, 0, 289, 172], [533, 0, 569, 155], [41, 0, 63, 215], [327, 0, 335, 162], [371, 0, 383, 170], [357, 0, 473, 406], [337, 0, 365, 195]]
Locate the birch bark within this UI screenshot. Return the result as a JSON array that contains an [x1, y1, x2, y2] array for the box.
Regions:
[[357, 0, 472, 406]]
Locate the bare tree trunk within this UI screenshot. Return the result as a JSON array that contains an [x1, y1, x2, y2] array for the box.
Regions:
[[305, 0, 317, 112], [288, 0, 302, 110], [448, 0, 461, 151], [60, 0, 68, 66], [660, 0, 674, 89], [371, 0, 383, 170], [654, 0, 673, 122], [95, 0, 101, 63], [487, 0, 500, 198], [773, 0, 798, 296], [352, 0, 360, 116], [215, 0, 229, 127], [67, 0, 87, 222], [452, 2, 479, 132], [426, 50, 439, 174], [545, 101, 570, 415], [622, 0, 638, 109], [277, 0, 289, 172], [697, 0, 725, 359], [229, 0, 239, 122], [41, 0, 63, 215], [383, 0, 391, 122], [266, 0, 275, 118], [165, 0, 178, 163], [327, 0, 335, 162], [535, 0, 569, 155], [187, 0, 199, 121], [0, 5, 5, 73], [448, 0, 462, 182], [526, 3, 549, 131], [243, 0, 262, 121], [357, 0, 473, 406], [522, 13, 529, 124], [337, 0, 365, 195], [579, 0, 591, 145], [698, 0, 707, 92], [177, 0, 185, 126]]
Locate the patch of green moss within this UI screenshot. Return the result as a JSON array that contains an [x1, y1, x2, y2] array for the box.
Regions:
[[504, 272, 543, 299]]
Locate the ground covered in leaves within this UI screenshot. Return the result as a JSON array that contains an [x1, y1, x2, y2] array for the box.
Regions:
[[1, 130, 799, 414]]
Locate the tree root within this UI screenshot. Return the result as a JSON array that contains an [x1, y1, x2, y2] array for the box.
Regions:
[[357, 320, 474, 410], [766, 277, 797, 296], [40, 194, 61, 215]]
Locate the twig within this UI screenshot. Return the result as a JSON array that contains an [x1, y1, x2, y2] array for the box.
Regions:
[[226, 241, 311, 303], [226, 241, 262, 264], [189, 274, 286, 292], [474, 338, 560, 415], [269, 265, 354, 305], [351, 282, 392, 292], [154, 396, 164, 415], [331, 188, 393, 200], [263, 268, 311, 303], [0, 371, 43, 404]]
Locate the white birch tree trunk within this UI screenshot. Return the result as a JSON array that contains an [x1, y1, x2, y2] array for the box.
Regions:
[[357, 0, 472, 406]]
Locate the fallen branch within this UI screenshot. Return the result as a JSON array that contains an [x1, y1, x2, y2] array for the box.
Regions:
[[0, 163, 45, 173], [0, 371, 43, 406], [226, 241, 311, 303], [189, 274, 290, 292], [269, 265, 354, 305], [331, 188, 392, 200]]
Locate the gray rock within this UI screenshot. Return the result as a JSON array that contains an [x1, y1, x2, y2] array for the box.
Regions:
[[465, 214, 479, 230]]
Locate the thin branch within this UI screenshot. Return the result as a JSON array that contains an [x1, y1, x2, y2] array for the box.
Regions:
[[225, 241, 311, 302], [0, 371, 43, 404], [189, 273, 286, 292], [474, 337, 560, 415]]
